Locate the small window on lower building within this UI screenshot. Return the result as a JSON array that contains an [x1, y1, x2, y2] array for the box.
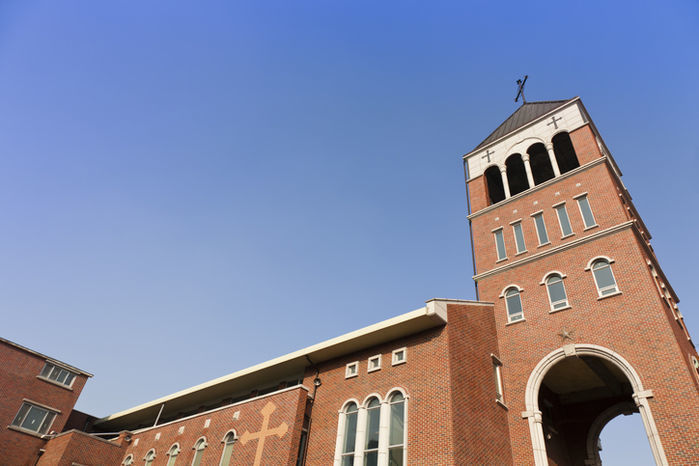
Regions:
[[392, 348, 407, 366], [39, 362, 77, 388], [345, 362, 359, 378], [367, 355, 381, 372], [11, 401, 57, 435]]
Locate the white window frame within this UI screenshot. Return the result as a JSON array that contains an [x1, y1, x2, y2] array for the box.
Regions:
[[540, 271, 570, 312], [367, 354, 382, 373], [530, 210, 550, 246], [333, 389, 409, 466], [38, 361, 77, 389], [500, 285, 525, 324], [585, 256, 620, 298], [219, 431, 237, 466], [166, 443, 181, 466], [10, 400, 60, 436], [392, 347, 407, 366], [491, 354, 505, 405], [122, 454, 134, 466], [574, 193, 598, 230], [553, 202, 574, 238], [144, 449, 156, 466], [510, 220, 527, 254], [191, 437, 207, 466], [345, 361, 359, 379], [493, 227, 507, 261]]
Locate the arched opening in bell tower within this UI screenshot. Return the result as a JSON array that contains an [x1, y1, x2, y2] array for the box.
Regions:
[[527, 143, 555, 185], [505, 154, 530, 196], [552, 132, 580, 174], [484, 165, 506, 205], [525, 345, 667, 466]]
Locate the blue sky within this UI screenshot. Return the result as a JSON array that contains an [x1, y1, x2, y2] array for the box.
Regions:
[[1, 1, 696, 463]]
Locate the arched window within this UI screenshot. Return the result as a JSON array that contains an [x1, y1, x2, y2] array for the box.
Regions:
[[388, 392, 406, 466], [505, 154, 530, 196], [219, 431, 236, 466], [527, 143, 555, 185], [166, 444, 180, 466], [144, 450, 156, 466], [192, 437, 207, 466], [504, 287, 524, 322], [364, 398, 381, 465], [340, 402, 358, 466], [591, 259, 618, 297], [484, 165, 506, 205], [545, 274, 569, 311], [552, 132, 580, 174], [122, 454, 134, 466]]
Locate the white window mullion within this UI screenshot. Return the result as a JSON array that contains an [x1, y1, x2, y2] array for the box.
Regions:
[[377, 400, 391, 466], [333, 410, 345, 466], [354, 407, 367, 464]]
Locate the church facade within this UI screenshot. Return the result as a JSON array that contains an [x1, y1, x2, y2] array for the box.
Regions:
[[2, 97, 698, 465]]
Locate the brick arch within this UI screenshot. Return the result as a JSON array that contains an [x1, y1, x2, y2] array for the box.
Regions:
[[522, 344, 668, 466]]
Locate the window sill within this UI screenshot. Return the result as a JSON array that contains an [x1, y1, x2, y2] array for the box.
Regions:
[[367, 367, 381, 373], [560, 233, 575, 240], [495, 258, 508, 264], [392, 359, 407, 367], [597, 290, 622, 300], [495, 399, 509, 410], [506, 318, 526, 326], [515, 250, 528, 256], [537, 242, 551, 248], [583, 224, 599, 232], [548, 305, 571, 314], [7, 425, 46, 438], [37, 375, 74, 391]]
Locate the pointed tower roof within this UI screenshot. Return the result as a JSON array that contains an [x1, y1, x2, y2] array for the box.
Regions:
[[474, 99, 574, 151]]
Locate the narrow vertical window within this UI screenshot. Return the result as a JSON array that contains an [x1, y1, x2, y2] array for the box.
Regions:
[[122, 455, 134, 466], [532, 212, 549, 245], [576, 195, 597, 229], [492, 357, 504, 403], [512, 221, 526, 254], [545, 274, 569, 311], [341, 403, 358, 466], [363, 398, 381, 466], [192, 438, 207, 466], [591, 259, 619, 297], [388, 392, 405, 466], [144, 450, 156, 466], [166, 444, 179, 466], [494, 228, 507, 261], [555, 204, 573, 237], [504, 287, 524, 322], [220, 432, 236, 466]]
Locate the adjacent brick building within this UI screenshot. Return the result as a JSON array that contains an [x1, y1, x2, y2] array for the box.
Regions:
[[2, 97, 697, 465]]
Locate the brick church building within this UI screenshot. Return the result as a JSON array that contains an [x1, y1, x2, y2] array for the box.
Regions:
[[2, 97, 698, 465]]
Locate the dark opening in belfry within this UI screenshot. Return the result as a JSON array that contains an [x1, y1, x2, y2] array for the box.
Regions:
[[505, 154, 530, 196], [552, 132, 580, 174], [527, 143, 555, 185], [484, 166, 506, 205]]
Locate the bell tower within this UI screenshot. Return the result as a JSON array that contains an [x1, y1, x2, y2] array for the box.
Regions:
[[463, 97, 699, 465]]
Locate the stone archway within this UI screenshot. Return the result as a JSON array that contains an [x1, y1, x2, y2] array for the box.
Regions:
[[522, 344, 668, 465]]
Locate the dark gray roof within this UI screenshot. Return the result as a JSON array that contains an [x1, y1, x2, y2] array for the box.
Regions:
[[474, 99, 573, 151]]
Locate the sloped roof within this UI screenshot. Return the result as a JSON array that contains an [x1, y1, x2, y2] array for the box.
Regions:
[[474, 99, 573, 151]]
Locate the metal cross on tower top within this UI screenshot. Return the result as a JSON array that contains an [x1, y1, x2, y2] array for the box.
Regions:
[[515, 75, 528, 104]]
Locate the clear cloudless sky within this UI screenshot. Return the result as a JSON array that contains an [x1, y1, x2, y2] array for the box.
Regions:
[[1, 1, 697, 464]]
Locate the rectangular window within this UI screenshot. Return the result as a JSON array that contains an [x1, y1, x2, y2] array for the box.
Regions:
[[511, 222, 526, 254], [576, 195, 597, 229], [532, 212, 549, 245], [492, 356, 504, 403], [40, 362, 77, 388], [345, 362, 359, 379], [392, 348, 407, 366], [493, 228, 507, 261], [367, 355, 381, 373], [555, 204, 573, 237], [11, 401, 57, 435]]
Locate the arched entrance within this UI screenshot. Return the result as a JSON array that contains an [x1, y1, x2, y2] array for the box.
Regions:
[[523, 344, 668, 465]]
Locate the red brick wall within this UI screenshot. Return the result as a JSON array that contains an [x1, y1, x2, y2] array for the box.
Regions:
[[470, 162, 626, 276], [0, 342, 88, 466], [568, 124, 602, 165], [302, 325, 456, 465], [467, 173, 489, 214], [38, 430, 128, 466], [118, 386, 307, 466], [446, 302, 513, 465]]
